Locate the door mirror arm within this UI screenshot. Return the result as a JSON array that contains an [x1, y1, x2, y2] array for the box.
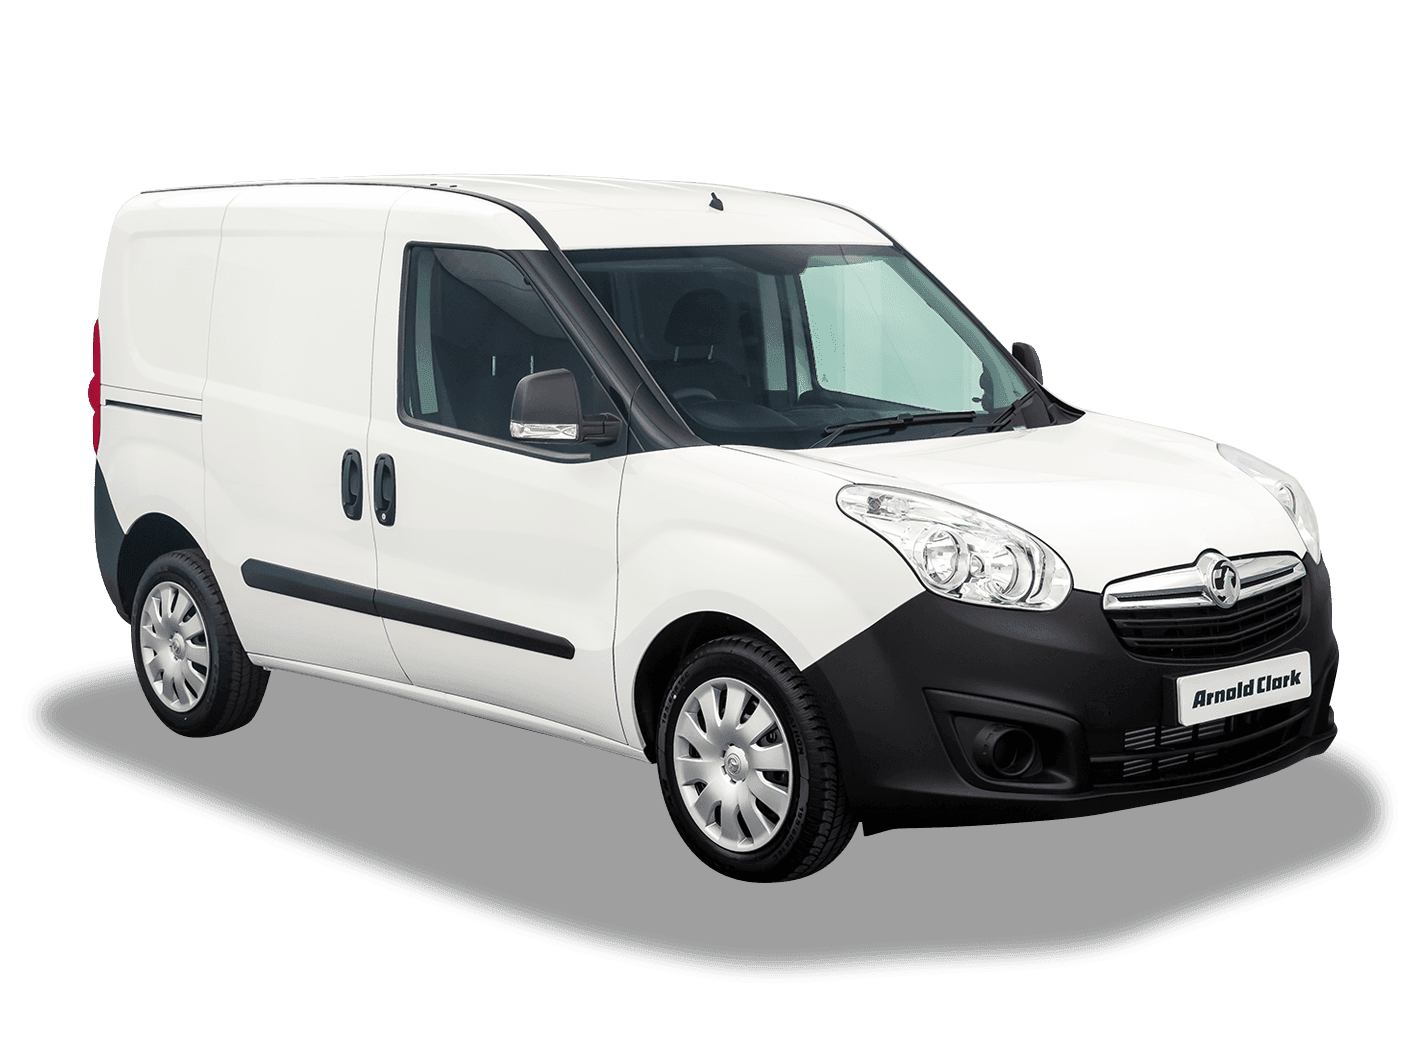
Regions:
[[577, 416, 622, 446]]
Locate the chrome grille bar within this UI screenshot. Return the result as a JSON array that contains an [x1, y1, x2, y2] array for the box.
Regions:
[[1102, 553, 1305, 612]]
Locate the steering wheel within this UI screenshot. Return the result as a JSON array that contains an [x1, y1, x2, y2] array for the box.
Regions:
[[672, 387, 718, 403]]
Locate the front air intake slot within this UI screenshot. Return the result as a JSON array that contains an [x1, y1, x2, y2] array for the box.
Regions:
[[1102, 553, 1307, 663], [1090, 699, 1313, 784], [1106, 580, 1304, 662]]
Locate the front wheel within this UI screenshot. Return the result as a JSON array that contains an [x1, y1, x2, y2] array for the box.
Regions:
[[656, 636, 857, 881]]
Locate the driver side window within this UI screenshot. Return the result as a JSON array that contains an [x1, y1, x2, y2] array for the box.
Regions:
[[400, 245, 615, 449]]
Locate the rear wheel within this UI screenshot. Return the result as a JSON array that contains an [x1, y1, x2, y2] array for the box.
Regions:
[[131, 550, 269, 737], [656, 636, 856, 881]]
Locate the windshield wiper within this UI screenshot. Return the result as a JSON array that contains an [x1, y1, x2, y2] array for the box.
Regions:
[[813, 411, 978, 449], [983, 388, 1048, 433]]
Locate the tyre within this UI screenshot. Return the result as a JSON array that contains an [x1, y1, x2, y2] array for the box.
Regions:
[[130, 549, 269, 737], [656, 635, 857, 881]]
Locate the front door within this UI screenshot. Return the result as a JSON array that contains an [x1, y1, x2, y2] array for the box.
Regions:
[[365, 191, 627, 741]]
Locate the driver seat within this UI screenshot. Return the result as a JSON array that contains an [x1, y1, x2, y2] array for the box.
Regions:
[[658, 288, 753, 404]]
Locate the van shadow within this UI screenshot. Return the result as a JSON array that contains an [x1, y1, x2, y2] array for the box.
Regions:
[[42, 669, 1382, 964]]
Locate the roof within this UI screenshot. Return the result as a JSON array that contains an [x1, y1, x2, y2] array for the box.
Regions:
[[150, 174, 895, 251]]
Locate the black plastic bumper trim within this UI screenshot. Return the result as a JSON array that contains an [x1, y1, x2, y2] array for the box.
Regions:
[[925, 689, 1088, 794], [1088, 700, 1313, 763], [1082, 731, 1337, 793], [804, 555, 1338, 829], [240, 559, 574, 659]]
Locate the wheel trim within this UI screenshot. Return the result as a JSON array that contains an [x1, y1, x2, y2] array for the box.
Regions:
[[138, 581, 210, 712], [672, 677, 794, 852]]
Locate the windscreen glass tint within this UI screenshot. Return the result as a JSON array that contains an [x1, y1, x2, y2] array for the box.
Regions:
[[567, 245, 1028, 448]]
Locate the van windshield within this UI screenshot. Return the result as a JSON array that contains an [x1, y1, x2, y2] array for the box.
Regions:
[[566, 245, 1032, 449]]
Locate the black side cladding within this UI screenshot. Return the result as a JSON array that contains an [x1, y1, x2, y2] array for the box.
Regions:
[[375, 590, 574, 659], [94, 464, 126, 618], [240, 559, 377, 615], [240, 559, 575, 659]]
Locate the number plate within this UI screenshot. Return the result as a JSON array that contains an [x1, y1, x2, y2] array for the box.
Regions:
[[1176, 650, 1312, 726]]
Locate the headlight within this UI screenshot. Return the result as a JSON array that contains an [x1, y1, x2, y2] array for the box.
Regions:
[[1217, 444, 1322, 562], [837, 485, 1072, 610]]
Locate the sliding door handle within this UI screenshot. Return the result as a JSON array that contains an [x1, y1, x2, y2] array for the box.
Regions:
[[340, 449, 363, 520], [373, 453, 396, 526]]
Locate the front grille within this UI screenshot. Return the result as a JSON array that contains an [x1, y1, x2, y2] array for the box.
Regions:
[[1090, 701, 1311, 785], [1105, 580, 1304, 662]]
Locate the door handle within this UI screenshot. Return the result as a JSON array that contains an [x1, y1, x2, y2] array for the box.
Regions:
[[373, 453, 396, 526], [340, 449, 363, 520]]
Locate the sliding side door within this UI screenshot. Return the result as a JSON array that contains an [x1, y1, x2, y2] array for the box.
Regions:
[[204, 185, 407, 681]]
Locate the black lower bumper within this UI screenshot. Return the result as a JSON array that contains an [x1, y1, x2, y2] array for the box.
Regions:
[[804, 557, 1339, 834]]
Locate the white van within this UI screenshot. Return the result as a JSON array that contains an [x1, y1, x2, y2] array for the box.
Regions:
[[92, 177, 1337, 881]]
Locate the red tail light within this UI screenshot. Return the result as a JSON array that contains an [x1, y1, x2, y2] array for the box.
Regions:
[[90, 320, 101, 452]]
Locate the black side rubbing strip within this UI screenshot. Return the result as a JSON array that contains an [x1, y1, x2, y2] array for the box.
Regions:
[[374, 590, 575, 659], [105, 399, 202, 421], [240, 560, 377, 616], [240, 559, 575, 659]]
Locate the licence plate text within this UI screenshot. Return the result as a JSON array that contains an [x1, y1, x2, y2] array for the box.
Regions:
[[1176, 650, 1312, 726]]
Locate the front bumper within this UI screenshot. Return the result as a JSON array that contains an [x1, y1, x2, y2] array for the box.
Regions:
[[804, 557, 1339, 834]]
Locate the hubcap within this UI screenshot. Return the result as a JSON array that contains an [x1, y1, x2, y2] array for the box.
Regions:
[[138, 581, 210, 712], [723, 745, 748, 781], [672, 677, 794, 852]]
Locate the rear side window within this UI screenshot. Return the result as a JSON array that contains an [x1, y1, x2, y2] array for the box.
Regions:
[[400, 246, 614, 448]]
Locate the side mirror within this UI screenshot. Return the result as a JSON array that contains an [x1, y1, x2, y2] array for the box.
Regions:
[[509, 368, 621, 446], [1012, 342, 1043, 384]]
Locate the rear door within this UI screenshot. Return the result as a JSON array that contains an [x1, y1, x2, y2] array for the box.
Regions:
[[365, 190, 628, 741], [203, 185, 407, 680]]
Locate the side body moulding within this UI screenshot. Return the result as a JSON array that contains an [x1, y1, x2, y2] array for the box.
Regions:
[[240, 559, 575, 659]]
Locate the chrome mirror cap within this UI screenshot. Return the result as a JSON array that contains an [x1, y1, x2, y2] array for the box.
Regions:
[[510, 421, 579, 441]]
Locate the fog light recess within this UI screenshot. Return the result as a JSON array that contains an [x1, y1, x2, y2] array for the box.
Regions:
[[972, 723, 1039, 779]]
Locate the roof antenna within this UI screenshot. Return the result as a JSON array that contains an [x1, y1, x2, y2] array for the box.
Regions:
[[709, 192, 724, 211]]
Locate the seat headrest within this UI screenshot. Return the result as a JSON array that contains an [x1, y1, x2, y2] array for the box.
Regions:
[[663, 288, 732, 348]]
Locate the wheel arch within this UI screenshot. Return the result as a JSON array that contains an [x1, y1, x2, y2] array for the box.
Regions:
[[114, 512, 202, 621], [632, 611, 780, 761]]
